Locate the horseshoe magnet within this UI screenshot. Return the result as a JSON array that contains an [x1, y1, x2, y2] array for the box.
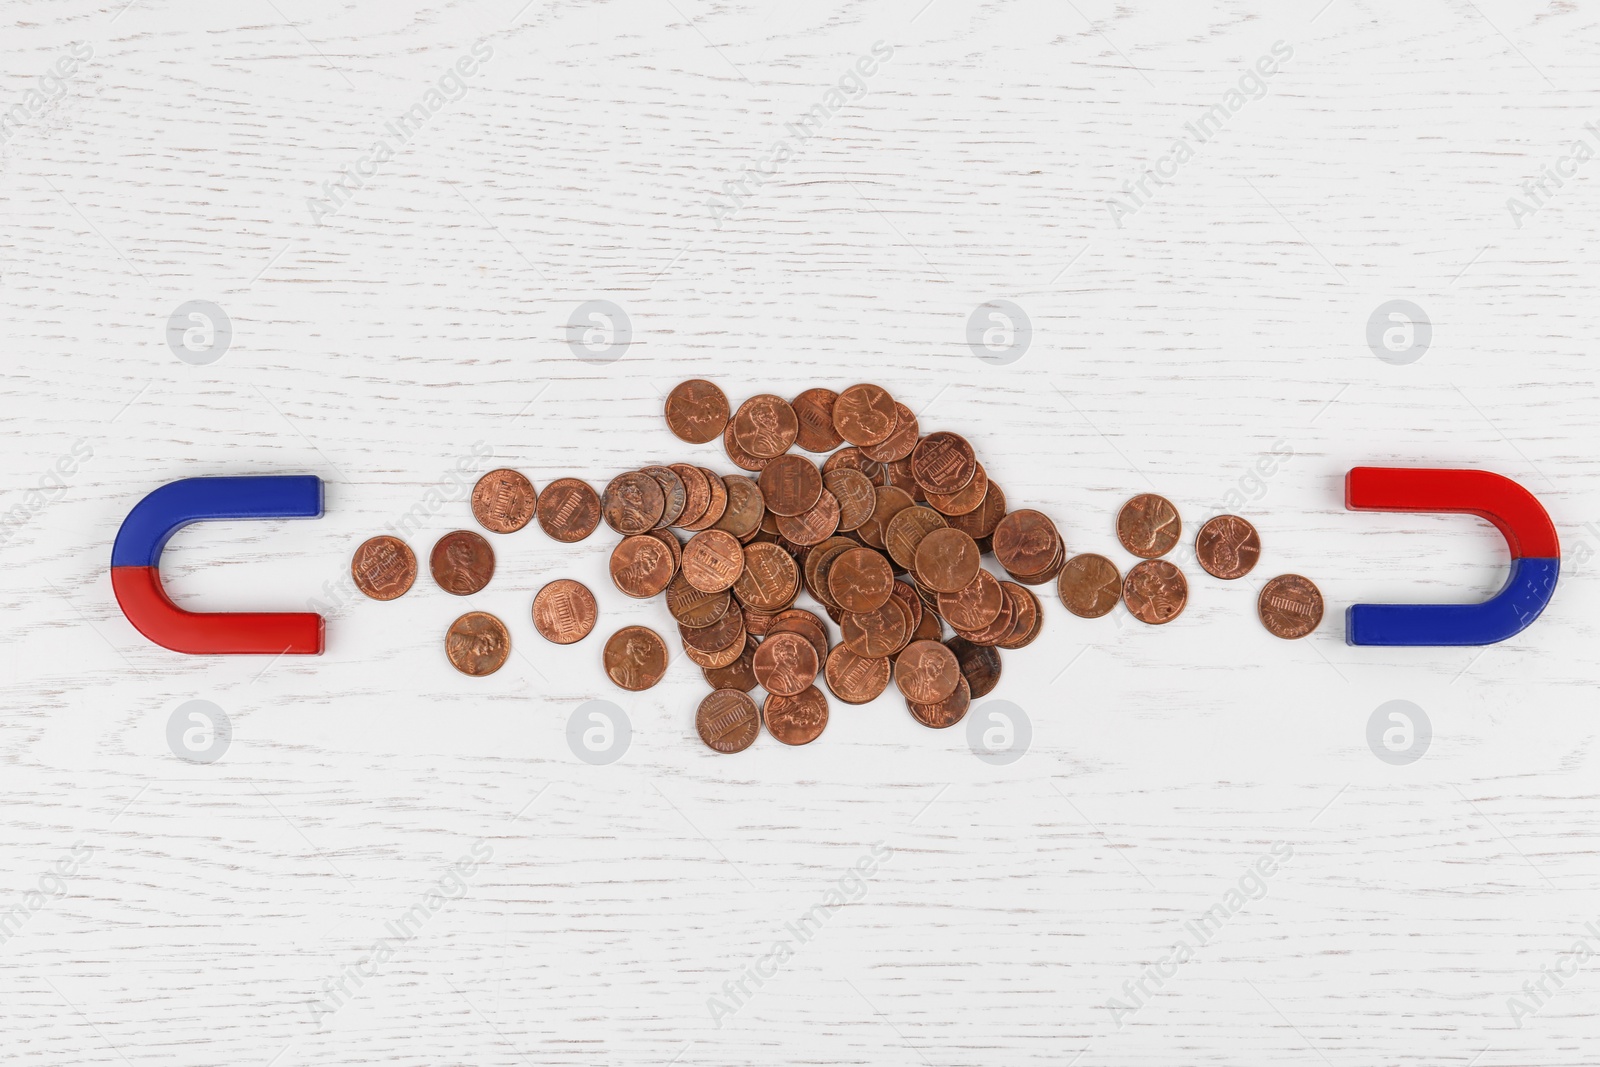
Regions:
[[1344, 466, 1559, 647], [110, 475, 325, 655]]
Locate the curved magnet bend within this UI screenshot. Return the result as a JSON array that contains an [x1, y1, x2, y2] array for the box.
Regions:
[[1344, 467, 1559, 647], [110, 476, 325, 655]]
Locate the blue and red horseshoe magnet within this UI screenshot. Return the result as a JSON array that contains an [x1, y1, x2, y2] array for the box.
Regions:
[[110, 476, 325, 655], [1345, 467, 1559, 646]]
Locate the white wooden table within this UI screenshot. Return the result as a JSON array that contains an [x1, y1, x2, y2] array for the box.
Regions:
[[4, 1, 1598, 1063]]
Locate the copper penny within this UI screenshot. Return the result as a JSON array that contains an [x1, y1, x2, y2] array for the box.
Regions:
[[610, 534, 677, 599], [910, 608, 944, 644], [841, 598, 908, 659], [680, 597, 746, 652], [697, 689, 761, 754], [792, 388, 844, 453], [670, 463, 711, 528], [888, 580, 924, 639], [682, 529, 745, 593], [924, 462, 988, 517], [1258, 574, 1323, 639], [351, 535, 416, 601], [1196, 515, 1262, 580], [603, 626, 670, 691], [861, 402, 919, 462], [776, 489, 840, 546], [995, 583, 1041, 650], [732, 541, 800, 610], [712, 475, 766, 541], [758, 454, 822, 517], [703, 641, 758, 692], [684, 631, 749, 670], [805, 537, 858, 608], [742, 604, 781, 638], [910, 431, 978, 495], [430, 530, 495, 595], [731, 393, 799, 459], [825, 644, 892, 704], [1058, 553, 1122, 619], [895, 639, 962, 704], [914, 527, 981, 594], [531, 579, 598, 644], [945, 636, 1000, 699], [680, 468, 729, 531], [471, 469, 538, 534], [952, 586, 1015, 646], [601, 471, 665, 535], [827, 546, 894, 612], [937, 568, 1004, 631], [641, 465, 687, 528], [752, 630, 820, 697], [1117, 493, 1182, 559], [908, 676, 970, 729], [825, 469, 876, 531], [1123, 559, 1188, 625], [857, 485, 916, 551], [884, 505, 948, 571], [536, 477, 601, 543], [445, 611, 510, 676], [832, 383, 899, 447], [768, 608, 829, 663], [665, 379, 730, 444], [666, 572, 731, 628], [763, 686, 828, 746], [992, 509, 1060, 576], [647, 526, 683, 572], [948, 480, 1006, 541], [722, 419, 770, 473]]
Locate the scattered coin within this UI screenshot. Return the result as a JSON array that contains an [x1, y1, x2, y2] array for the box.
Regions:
[[603, 626, 670, 690], [828, 546, 894, 612], [1117, 493, 1182, 559], [993, 509, 1062, 580], [914, 528, 981, 594], [908, 676, 971, 729], [532, 579, 598, 644], [731, 394, 799, 458], [665, 379, 731, 444], [610, 534, 677, 598], [825, 644, 892, 704], [1196, 515, 1261, 580], [861, 402, 919, 463], [703, 641, 758, 692], [895, 639, 962, 704], [752, 630, 820, 697], [602, 471, 665, 535], [832, 383, 898, 447], [792, 388, 844, 453], [1123, 559, 1188, 625], [759, 453, 823, 517], [351, 535, 416, 601], [697, 689, 761, 753], [945, 636, 1001, 699], [763, 686, 829, 745], [910, 431, 977, 495], [471, 469, 538, 534], [1058, 553, 1121, 618], [537, 477, 602, 542], [446, 611, 510, 676], [1258, 574, 1323, 639], [430, 530, 495, 595]]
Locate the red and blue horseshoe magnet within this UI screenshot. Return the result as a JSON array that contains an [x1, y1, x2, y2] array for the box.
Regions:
[[1345, 467, 1559, 647], [110, 476, 325, 655]]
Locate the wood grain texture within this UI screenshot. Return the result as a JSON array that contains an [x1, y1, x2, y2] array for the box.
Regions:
[[4, 0, 1600, 1063]]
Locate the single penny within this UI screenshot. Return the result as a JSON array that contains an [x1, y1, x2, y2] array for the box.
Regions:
[[805, 538, 858, 608], [768, 608, 829, 663], [684, 632, 749, 670], [884, 505, 948, 571], [775, 489, 840, 546], [948, 480, 1007, 541], [840, 598, 909, 659], [937, 568, 1004, 631], [861, 402, 919, 463], [1058, 553, 1122, 618], [1117, 493, 1182, 559], [908, 676, 970, 729], [914, 528, 981, 594], [1196, 515, 1262, 580], [666, 573, 731, 628], [923, 462, 988, 517], [471, 469, 538, 534], [910, 431, 978, 495], [731, 394, 799, 458], [641, 465, 687, 528], [1123, 559, 1188, 625], [602, 471, 665, 535], [763, 686, 829, 746], [532, 579, 598, 644], [536, 477, 601, 543], [951, 586, 1015, 647], [828, 546, 894, 612], [945, 636, 1001, 699], [351, 535, 416, 601], [992, 509, 1060, 576], [670, 463, 711, 528], [825, 469, 876, 531], [832, 383, 899, 447], [857, 485, 916, 551], [759, 453, 823, 517], [679, 603, 746, 654], [895, 639, 962, 704], [697, 689, 761, 754], [792, 388, 844, 453], [610, 534, 677, 598], [679, 468, 728, 531], [703, 641, 758, 692], [752, 631, 821, 697], [825, 644, 892, 704], [723, 419, 770, 473], [711, 475, 765, 541], [1258, 574, 1324, 639], [682, 529, 745, 593], [665, 379, 730, 444], [603, 626, 670, 691], [733, 541, 800, 610], [430, 530, 495, 595], [996, 583, 1041, 650], [445, 611, 510, 676]]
